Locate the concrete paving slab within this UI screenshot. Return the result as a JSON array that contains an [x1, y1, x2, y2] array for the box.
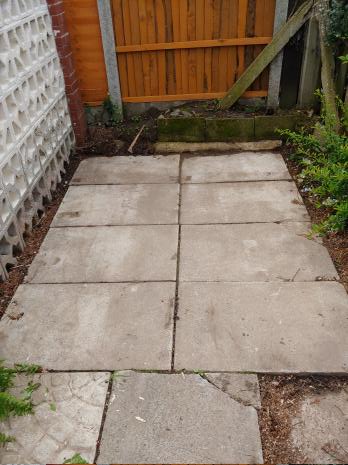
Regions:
[[291, 389, 348, 463], [175, 282, 348, 373], [98, 372, 263, 464], [0, 283, 174, 370], [0, 372, 109, 464], [181, 181, 309, 224], [52, 184, 179, 227], [182, 152, 291, 183], [71, 155, 180, 185], [26, 225, 178, 283], [205, 373, 261, 409], [180, 223, 338, 282]]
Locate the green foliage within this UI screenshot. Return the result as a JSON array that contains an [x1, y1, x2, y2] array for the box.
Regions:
[[327, 0, 348, 45], [279, 105, 348, 234], [339, 54, 348, 64], [63, 453, 88, 464], [103, 96, 122, 124], [0, 361, 41, 446]]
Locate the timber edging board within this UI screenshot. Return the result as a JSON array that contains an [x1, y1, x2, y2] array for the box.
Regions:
[[157, 114, 309, 142]]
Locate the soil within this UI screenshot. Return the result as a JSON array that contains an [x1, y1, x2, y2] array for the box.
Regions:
[[259, 375, 348, 464]]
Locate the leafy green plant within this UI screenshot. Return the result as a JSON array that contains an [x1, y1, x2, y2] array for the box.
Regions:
[[103, 96, 122, 124], [279, 99, 348, 234], [63, 453, 88, 464], [0, 361, 41, 445], [327, 0, 348, 45]]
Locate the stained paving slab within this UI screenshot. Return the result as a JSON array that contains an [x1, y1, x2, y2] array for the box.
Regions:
[[98, 372, 263, 464], [0, 283, 174, 370], [181, 181, 309, 224], [204, 373, 261, 409], [174, 282, 348, 373], [291, 389, 348, 463], [180, 222, 338, 282], [71, 155, 180, 185], [0, 372, 109, 464], [26, 225, 178, 283], [52, 184, 179, 227], [182, 152, 291, 183]]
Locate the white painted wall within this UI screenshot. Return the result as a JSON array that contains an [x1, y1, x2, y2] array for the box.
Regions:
[[0, 0, 74, 279]]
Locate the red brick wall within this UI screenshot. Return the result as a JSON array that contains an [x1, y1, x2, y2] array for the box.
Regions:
[[46, 0, 87, 146]]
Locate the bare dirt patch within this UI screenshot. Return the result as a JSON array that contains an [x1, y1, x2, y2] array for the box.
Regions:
[[259, 375, 348, 464]]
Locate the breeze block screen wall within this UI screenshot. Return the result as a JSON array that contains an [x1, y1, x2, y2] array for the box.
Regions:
[[0, 0, 74, 280]]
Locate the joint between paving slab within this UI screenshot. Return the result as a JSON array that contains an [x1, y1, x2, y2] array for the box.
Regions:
[[94, 372, 113, 463], [171, 156, 184, 372]]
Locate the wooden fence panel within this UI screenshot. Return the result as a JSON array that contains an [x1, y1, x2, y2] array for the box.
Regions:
[[64, 0, 276, 104], [63, 0, 108, 105]]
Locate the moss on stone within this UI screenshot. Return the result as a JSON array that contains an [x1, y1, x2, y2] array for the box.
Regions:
[[254, 115, 307, 139], [206, 118, 255, 142], [157, 118, 206, 142]]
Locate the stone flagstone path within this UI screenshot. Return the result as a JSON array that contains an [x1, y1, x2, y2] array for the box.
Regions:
[[0, 152, 347, 464]]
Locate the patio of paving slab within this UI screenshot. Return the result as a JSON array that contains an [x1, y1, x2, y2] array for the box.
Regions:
[[0, 152, 347, 463]]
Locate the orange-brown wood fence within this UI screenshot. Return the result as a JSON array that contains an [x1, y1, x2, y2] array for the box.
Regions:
[[63, 0, 276, 105]]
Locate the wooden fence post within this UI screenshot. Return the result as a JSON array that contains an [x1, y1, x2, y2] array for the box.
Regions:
[[267, 0, 289, 108], [97, 0, 123, 120], [297, 14, 321, 107]]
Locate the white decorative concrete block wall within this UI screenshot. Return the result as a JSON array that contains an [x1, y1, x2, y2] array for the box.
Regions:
[[0, 0, 74, 280]]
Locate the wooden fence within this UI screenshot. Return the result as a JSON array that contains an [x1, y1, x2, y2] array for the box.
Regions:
[[63, 0, 276, 105]]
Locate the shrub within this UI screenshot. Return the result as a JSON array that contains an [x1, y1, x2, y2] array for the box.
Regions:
[[280, 106, 348, 234]]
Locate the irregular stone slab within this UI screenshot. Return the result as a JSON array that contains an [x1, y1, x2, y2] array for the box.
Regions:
[[0, 283, 174, 370], [181, 181, 309, 224], [155, 140, 282, 153], [175, 282, 348, 373], [52, 184, 179, 227], [180, 223, 338, 282], [291, 389, 348, 463], [98, 372, 263, 464], [26, 225, 178, 283], [71, 155, 180, 185], [0, 372, 109, 464], [205, 373, 261, 409], [182, 152, 291, 183]]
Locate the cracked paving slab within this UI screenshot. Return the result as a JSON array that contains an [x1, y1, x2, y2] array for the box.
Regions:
[[175, 282, 348, 373], [291, 389, 348, 463], [181, 181, 309, 224], [98, 372, 263, 464], [52, 184, 179, 227], [180, 222, 338, 282], [0, 372, 109, 464], [0, 282, 175, 370], [71, 155, 180, 185], [26, 225, 178, 283], [182, 152, 291, 183]]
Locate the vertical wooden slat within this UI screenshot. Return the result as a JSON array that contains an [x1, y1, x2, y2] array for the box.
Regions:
[[237, 0, 248, 78], [218, 0, 230, 91], [112, 0, 129, 97], [179, 0, 189, 93], [172, 0, 183, 94], [122, 0, 137, 96], [164, 0, 176, 94], [155, 0, 167, 95], [129, 0, 144, 96], [195, 0, 205, 93], [211, 0, 221, 91], [146, 0, 159, 95], [204, 0, 213, 92], [138, 0, 152, 95], [188, 0, 197, 93], [226, 0, 239, 90]]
